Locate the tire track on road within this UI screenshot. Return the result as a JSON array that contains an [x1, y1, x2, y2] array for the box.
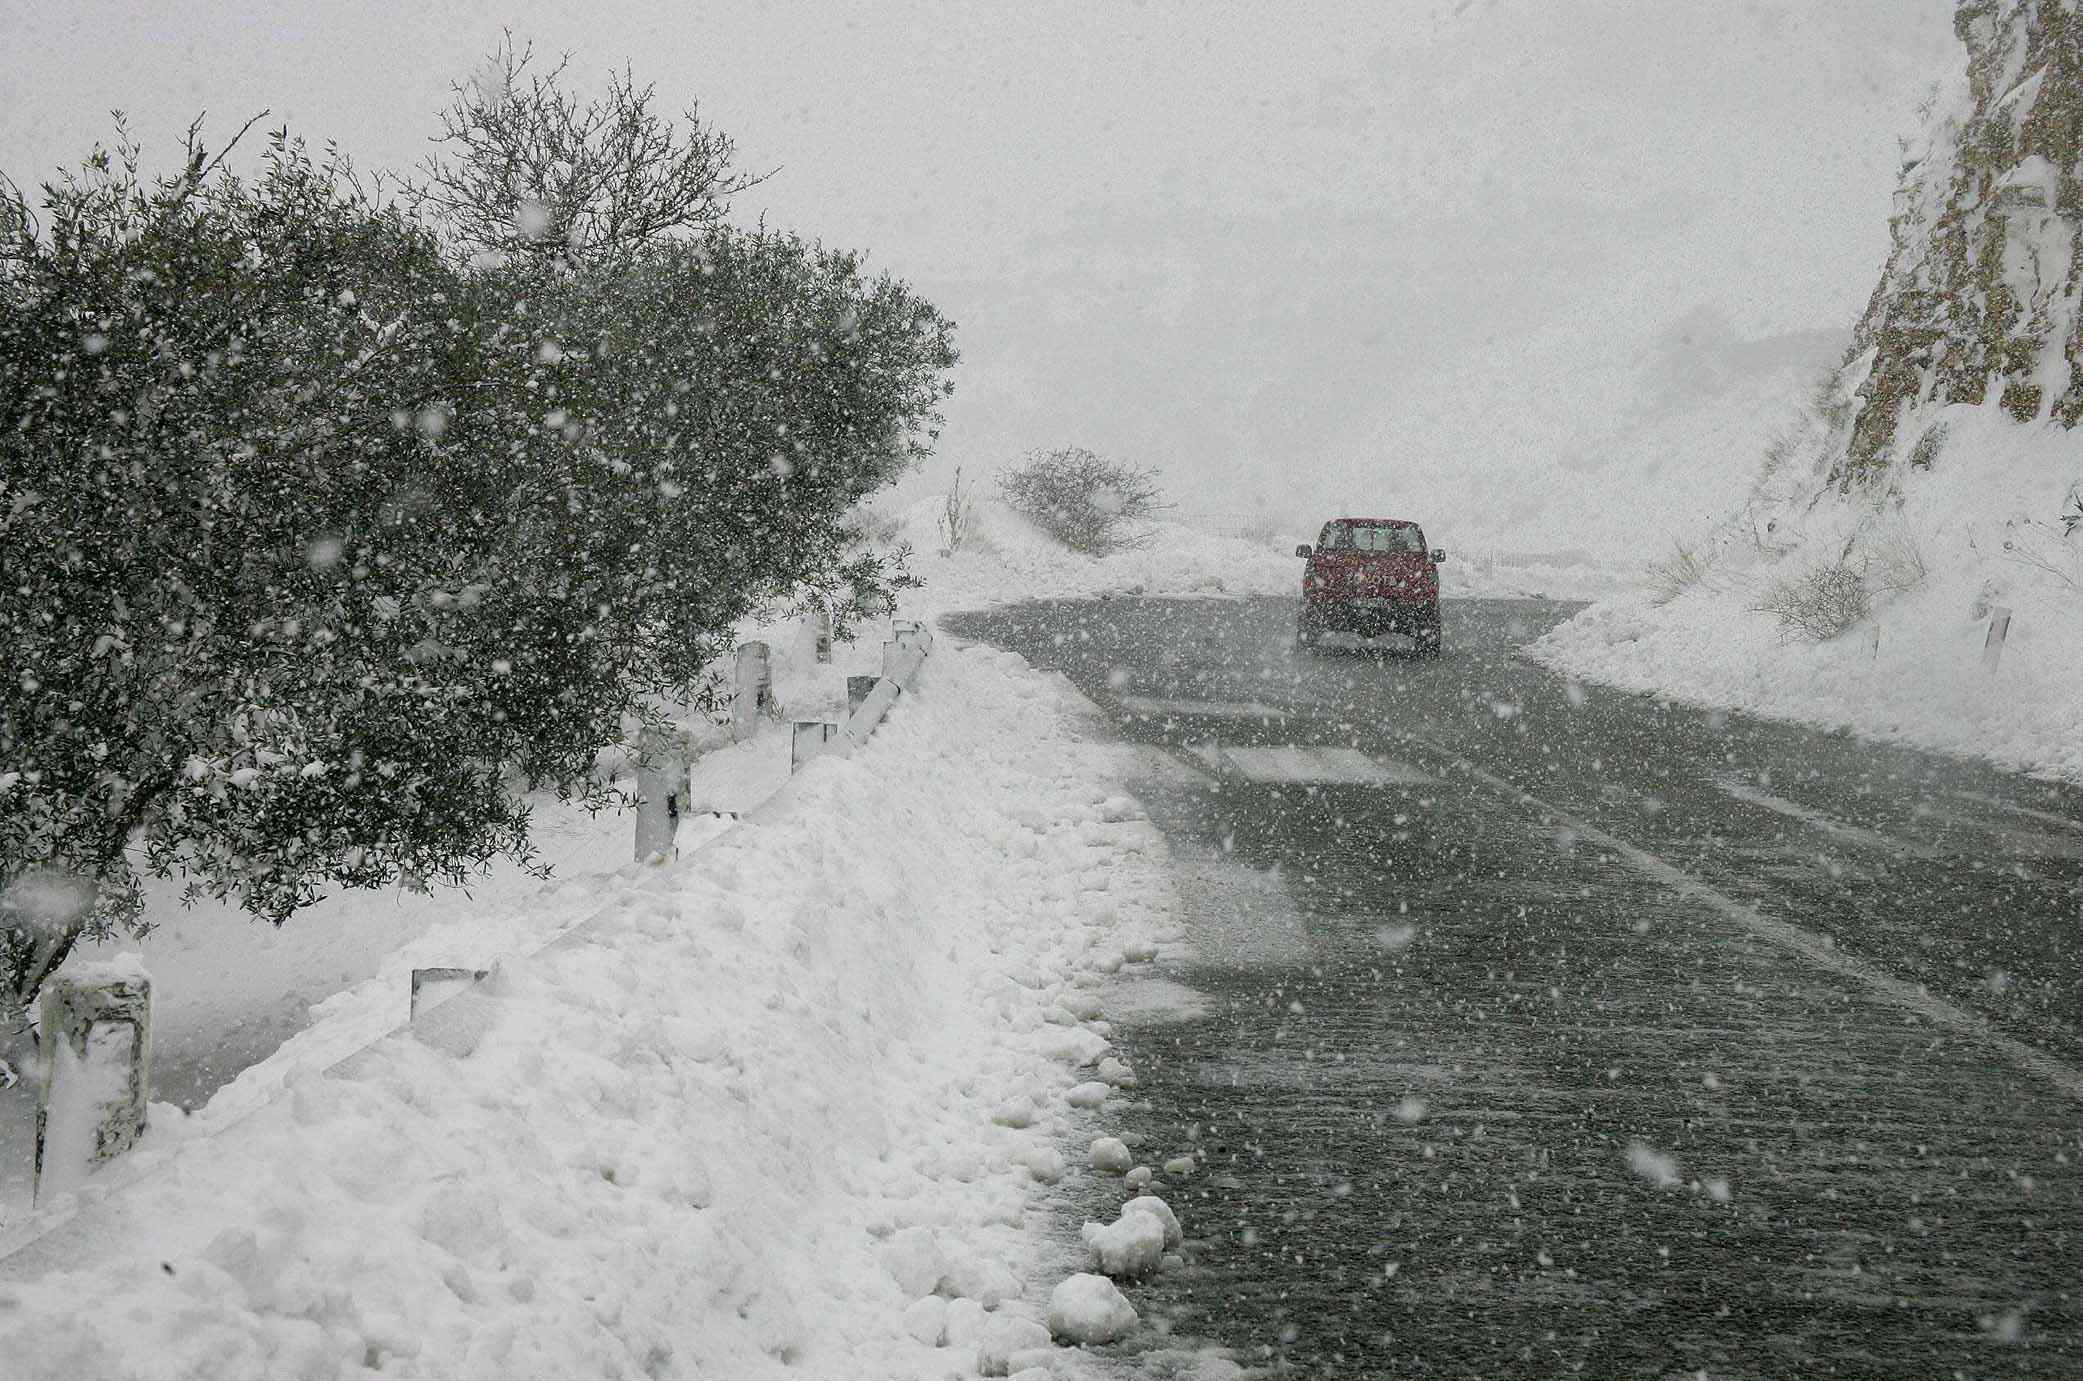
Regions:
[[1400, 734, 2083, 1105]]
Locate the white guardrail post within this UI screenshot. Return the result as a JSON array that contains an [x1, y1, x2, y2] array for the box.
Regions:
[[633, 727, 694, 864], [791, 720, 838, 772], [812, 603, 833, 664], [410, 967, 488, 1020], [34, 960, 152, 1204], [731, 641, 773, 743], [1982, 606, 2012, 672], [0, 624, 940, 1268], [796, 622, 934, 773]]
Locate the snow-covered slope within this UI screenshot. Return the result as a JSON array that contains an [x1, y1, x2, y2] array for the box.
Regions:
[[1534, 406, 2083, 782], [1537, 2, 2083, 785]]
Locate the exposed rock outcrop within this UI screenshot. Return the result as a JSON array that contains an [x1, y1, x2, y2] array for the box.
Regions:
[[1839, 0, 2083, 483]]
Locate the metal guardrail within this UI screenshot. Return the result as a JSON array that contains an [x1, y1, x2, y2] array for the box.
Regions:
[[0, 621, 937, 1272]]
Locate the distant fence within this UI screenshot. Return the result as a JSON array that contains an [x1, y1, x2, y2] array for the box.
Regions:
[[1, 622, 936, 1269]]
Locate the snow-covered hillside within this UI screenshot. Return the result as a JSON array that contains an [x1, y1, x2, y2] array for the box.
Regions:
[[1534, 406, 2083, 782], [1536, 0, 2083, 784]]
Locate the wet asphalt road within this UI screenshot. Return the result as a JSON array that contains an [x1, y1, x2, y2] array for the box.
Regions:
[[945, 596, 2083, 1380]]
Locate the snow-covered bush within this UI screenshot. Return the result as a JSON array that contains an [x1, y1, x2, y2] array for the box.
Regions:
[[0, 105, 955, 1022], [0, 124, 585, 1017], [534, 225, 946, 683], [1754, 561, 1871, 642], [1864, 524, 1929, 599], [936, 467, 978, 554], [998, 447, 1165, 556], [1644, 542, 1713, 605]]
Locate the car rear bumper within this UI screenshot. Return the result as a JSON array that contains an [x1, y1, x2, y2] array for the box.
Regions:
[[1302, 596, 1438, 636]]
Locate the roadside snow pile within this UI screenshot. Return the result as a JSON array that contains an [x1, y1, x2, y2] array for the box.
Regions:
[[0, 641, 1181, 1380], [1533, 407, 2083, 782], [0, 605, 890, 1221]]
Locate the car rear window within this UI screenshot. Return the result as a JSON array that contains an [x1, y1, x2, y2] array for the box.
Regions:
[[1319, 522, 1424, 553]]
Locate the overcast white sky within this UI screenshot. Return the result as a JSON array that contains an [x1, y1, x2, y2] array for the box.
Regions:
[[1, 1, 1960, 544]]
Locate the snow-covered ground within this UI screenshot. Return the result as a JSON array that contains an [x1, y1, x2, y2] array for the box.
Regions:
[[0, 497, 1316, 1379], [1533, 405, 2083, 784]]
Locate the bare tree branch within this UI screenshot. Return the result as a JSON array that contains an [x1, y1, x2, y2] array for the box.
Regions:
[[409, 34, 770, 266]]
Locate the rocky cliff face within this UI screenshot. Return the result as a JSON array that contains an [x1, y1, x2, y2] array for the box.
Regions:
[[1839, 0, 2083, 483]]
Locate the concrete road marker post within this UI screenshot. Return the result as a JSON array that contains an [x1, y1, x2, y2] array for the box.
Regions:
[[791, 721, 838, 772], [731, 641, 773, 742], [634, 726, 692, 863], [34, 960, 152, 1204], [1983, 606, 2012, 671], [410, 967, 490, 1020], [813, 604, 833, 664]]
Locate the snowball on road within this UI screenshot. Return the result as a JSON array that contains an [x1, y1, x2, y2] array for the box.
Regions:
[[1048, 1272, 1140, 1345], [1080, 1204, 1167, 1278]]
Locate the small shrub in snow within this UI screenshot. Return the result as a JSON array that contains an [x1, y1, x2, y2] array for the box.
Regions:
[[937, 466, 979, 554], [998, 447, 1166, 556], [1997, 515, 2083, 593], [1864, 525, 1929, 598], [2061, 484, 2082, 538], [1644, 542, 1713, 606], [1754, 562, 1871, 641]]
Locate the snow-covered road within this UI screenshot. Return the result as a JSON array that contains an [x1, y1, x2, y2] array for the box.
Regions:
[[955, 593, 2083, 1376]]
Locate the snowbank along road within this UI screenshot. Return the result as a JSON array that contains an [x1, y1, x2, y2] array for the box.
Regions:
[[948, 595, 2083, 1378]]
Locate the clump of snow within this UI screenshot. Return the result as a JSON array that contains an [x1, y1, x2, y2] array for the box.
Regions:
[[977, 1315, 1053, 1376], [1048, 1272, 1139, 1344], [1059, 991, 1104, 1022], [1626, 1140, 1683, 1188], [902, 1295, 949, 1346], [1080, 1205, 1168, 1278], [1121, 1193, 1183, 1249], [1013, 1145, 1064, 1185], [1089, 1136, 1134, 1172], [1064, 1080, 1111, 1109], [990, 1093, 1041, 1128]]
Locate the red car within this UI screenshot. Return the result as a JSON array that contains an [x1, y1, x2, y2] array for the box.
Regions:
[[1295, 518, 1446, 655]]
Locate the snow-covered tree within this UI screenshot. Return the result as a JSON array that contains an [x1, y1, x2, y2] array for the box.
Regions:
[[0, 124, 613, 1019], [0, 105, 958, 1026]]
